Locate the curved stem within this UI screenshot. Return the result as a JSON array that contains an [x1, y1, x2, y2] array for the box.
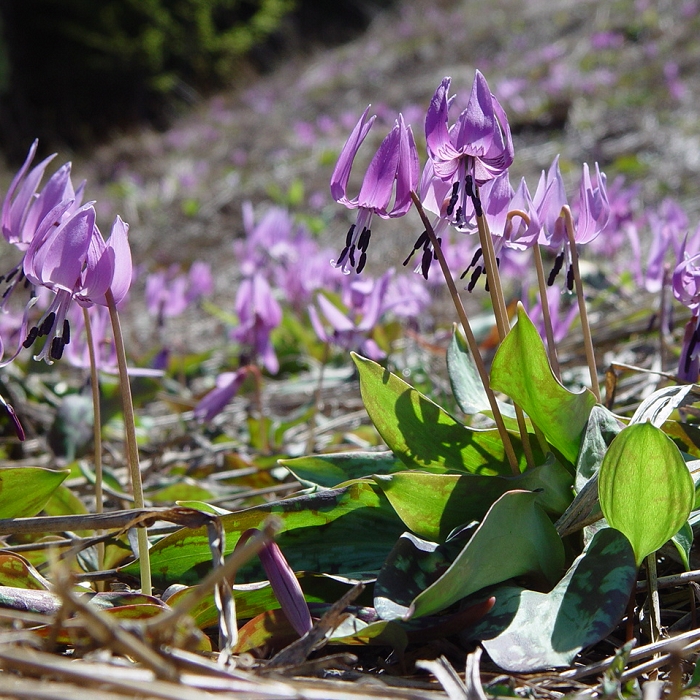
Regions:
[[410, 192, 519, 474], [105, 289, 152, 596]]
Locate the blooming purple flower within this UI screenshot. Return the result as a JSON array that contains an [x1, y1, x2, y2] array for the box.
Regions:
[[231, 272, 282, 374], [331, 109, 419, 273], [424, 72, 514, 229], [21, 206, 132, 363], [672, 251, 700, 383]]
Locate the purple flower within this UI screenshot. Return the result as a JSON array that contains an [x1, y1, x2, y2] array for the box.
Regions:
[[21, 206, 132, 363], [236, 529, 312, 638], [424, 72, 513, 229], [678, 316, 700, 383], [673, 251, 700, 312], [308, 271, 392, 360], [231, 273, 282, 374], [331, 110, 419, 273], [194, 368, 247, 423]]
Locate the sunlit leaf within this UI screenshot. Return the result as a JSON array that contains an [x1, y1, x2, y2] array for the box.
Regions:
[[490, 304, 597, 463], [352, 353, 543, 476], [599, 422, 694, 566], [374, 458, 573, 541], [0, 552, 50, 590], [0, 467, 70, 518], [408, 491, 565, 619], [123, 482, 405, 588]]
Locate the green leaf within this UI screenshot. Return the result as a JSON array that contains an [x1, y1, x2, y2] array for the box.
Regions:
[[352, 353, 540, 476], [490, 304, 597, 463], [408, 491, 565, 619], [124, 482, 405, 588], [280, 451, 405, 488], [0, 553, 50, 590], [374, 458, 573, 541], [0, 467, 70, 518], [599, 423, 695, 566], [447, 325, 516, 419], [463, 528, 637, 672], [671, 521, 693, 570]]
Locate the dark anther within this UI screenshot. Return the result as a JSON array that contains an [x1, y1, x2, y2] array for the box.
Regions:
[[357, 252, 367, 274], [336, 246, 350, 267], [2, 285, 13, 299], [467, 266, 482, 292], [420, 249, 432, 280], [465, 175, 483, 217], [62, 319, 71, 345], [50, 337, 65, 361], [348, 246, 356, 269], [23, 278, 31, 289], [23, 326, 38, 348], [496, 257, 501, 268], [446, 181, 460, 216], [39, 312, 56, 337], [358, 227, 371, 252], [469, 248, 483, 269], [403, 231, 429, 267], [455, 206, 463, 224], [566, 266, 574, 291], [547, 252, 565, 286], [5, 268, 18, 283], [344, 225, 355, 248]]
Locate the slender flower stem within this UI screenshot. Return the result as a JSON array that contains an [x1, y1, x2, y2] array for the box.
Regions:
[[410, 192, 519, 475], [476, 210, 535, 469], [105, 288, 152, 596], [532, 243, 562, 379], [82, 307, 104, 589], [563, 206, 601, 402]]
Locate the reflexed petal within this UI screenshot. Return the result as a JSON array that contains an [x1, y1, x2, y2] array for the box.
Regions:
[[452, 70, 495, 157], [356, 123, 401, 212], [330, 106, 376, 203], [316, 293, 356, 333], [425, 77, 453, 158], [390, 115, 420, 217]]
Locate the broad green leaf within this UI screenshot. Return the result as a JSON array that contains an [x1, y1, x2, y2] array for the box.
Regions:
[[463, 528, 636, 672], [490, 304, 597, 463], [374, 458, 573, 541], [280, 451, 405, 488], [447, 325, 516, 419], [599, 423, 694, 566], [575, 405, 624, 491], [123, 482, 405, 588], [147, 479, 215, 503], [352, 353, 541, 476], [0, 467, 70, 518], [408, 491, 565, 619]]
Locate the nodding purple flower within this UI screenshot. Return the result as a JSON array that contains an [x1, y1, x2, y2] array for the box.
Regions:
[[20, 207, 132, 364], [308, 271, 392, 360], [425, 72, 514, 229], [231, 272, 282, 375], [534, 157, 610, 290], [0, 141, 85, 310], [331, 109, 419, 274]]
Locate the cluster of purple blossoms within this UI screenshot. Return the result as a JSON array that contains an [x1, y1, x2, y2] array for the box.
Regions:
[[330, 70, 611, 306], [0, 141, 132, 367]]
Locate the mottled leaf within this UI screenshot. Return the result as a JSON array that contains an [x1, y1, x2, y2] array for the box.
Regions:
[[0, 553, 50, 590], [490, 304, 597, 464], [462, 528, 636, 672], [409, 491, 565, 619], [280, 451, 405, 488], [123, 482, 405, 588]]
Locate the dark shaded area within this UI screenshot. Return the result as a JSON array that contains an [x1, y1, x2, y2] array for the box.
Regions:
[[0, 0, 394, 164]]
